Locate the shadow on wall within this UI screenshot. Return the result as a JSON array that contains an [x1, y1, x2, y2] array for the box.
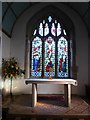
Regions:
[[2, 78, 32, 96]]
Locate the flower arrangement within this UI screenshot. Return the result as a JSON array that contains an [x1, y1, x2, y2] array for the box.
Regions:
[[2, 57, 24, 97], [2, 57, 22, 80]]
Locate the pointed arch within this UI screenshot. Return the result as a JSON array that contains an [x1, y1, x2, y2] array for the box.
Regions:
[[25, 5, 76, 79]]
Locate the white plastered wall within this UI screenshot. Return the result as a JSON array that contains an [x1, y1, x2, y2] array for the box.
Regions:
[[0, 30, 2, 90], [3, 2, 88, 96], [2, 32, 11, 59]]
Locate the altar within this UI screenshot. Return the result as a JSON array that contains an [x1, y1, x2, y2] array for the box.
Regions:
[[25, 79, 77, 107]]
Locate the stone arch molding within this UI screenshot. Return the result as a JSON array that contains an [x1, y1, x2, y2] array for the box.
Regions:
[[24, 4, 76, 79]]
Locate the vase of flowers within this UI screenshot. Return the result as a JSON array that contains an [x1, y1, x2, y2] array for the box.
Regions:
[[2, 57, 23, 97]]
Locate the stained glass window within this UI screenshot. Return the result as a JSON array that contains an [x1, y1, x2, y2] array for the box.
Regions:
[[31, 37, 42, 77], [51, 23, 56, 36], [57, 23, 61, 36], [39, 23, 43, 36], [31, 15, 70, 78], [44, 23, 49, 36], [57, 36, 68, 77], [44, 36, 55, 77]]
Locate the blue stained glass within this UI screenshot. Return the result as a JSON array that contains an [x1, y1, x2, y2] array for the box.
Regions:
[[31, 37, 42, 77], [48, 16, 52, 22], [44, 36, 55, 77], [57, 36, 68, 77]]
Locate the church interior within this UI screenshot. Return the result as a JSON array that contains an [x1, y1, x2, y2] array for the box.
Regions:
[[0, 1, 90, 120]]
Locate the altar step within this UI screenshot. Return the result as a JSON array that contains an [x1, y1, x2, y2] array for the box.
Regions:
[[12, 117, 89, 120], [2, 95, 90, 120]]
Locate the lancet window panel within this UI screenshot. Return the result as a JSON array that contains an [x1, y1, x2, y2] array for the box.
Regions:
[[31, 37, 42, 77], [44, 36, 55, 77], [57, 36, 68, 77]]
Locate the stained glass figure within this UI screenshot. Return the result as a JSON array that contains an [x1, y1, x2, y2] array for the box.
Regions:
[[51, 23, 56, 36], [58, 36, 68, 77], [44, 36, 55, 77], [31, 37, 42, 76], [39, 23, 43, 36], [57, 23, 61, 36], [44, 23, 49, 36]]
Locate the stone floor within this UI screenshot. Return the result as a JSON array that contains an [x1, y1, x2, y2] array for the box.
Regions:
[[2, 94, 90, 120]]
